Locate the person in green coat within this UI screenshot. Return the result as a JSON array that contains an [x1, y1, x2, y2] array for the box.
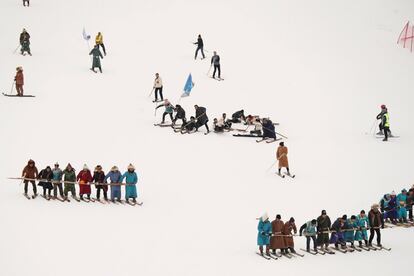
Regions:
[[355, 210, 369, 247], [89, 45, 104, 73], [63, 163, 77, 199]]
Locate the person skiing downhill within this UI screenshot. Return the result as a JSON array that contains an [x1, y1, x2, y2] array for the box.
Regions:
[[92, 165, 107, 201], [95, 32, 106, 56], [153, 73, 164, 102], [317, 210, 332, 252], [22, 159, 38, 198], [14, 67, 24, 96], [211, 51, 221, 79], [194, 34, 205, 60], [270, 214, 286, 255], [89, 45, 104, 73], [63, 163, 77, 200], [355, 210, 369, 248], [376, 105, 392, 141], [38, 166, 54, 199], [119, 164, 139, 204], [156, 99, 174, 124], [105, 166, 123, 203], [257, 213, 272, 257], [299, 219, 318, 252], [77, 164, 93, 201], [368, 203, 384, 247], [276, 142, 291, 176], [194, 105, 209, 133], [52, 162, 64, 199], [19, 29, 31, 56]]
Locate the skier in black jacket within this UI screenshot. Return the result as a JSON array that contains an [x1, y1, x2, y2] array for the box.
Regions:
[[211, 51, 221, 79], [194, 34, 205, 60], [38, 166, 53, 198], [317, 210, 332, 252], [173, 104, 186, 126], [194, 105, 209, 133]]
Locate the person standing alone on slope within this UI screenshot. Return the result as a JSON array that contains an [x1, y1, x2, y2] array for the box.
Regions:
[[153, 73, 164, 102], [276, 142, 291, 176], [211, 51, 221, 79], [194, 34, 205, 60], [376, 104, 392, 141], [14, 67, 24, 96]]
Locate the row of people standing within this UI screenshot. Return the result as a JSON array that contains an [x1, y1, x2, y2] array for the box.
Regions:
[[380, 187, 414, 224], [21, 159, 139, 203], [257, 204, 385, 257]]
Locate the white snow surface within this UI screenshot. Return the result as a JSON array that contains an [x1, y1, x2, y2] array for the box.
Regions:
[[1, 0, 414, 275]]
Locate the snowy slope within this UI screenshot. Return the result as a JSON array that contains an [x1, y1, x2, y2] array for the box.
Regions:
[[0, 0, 414, 275]]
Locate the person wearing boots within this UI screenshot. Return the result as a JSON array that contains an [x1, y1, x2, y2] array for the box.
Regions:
[[257, 213, 272, 257]]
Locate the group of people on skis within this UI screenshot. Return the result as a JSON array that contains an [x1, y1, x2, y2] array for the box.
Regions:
[[21, 159, 140, 204], [380, 187, 414, 224], [257, 204, 387, 258]]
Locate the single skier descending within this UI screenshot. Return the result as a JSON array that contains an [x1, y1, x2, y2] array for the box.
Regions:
[[194, 34, 205, 60], [376, 105, 392, 141], [95, 32, 106, 56], [119, 164, 139, 204], [89, 45, 104, 73], [22, 159, 38, 198], [211, 51, 221, 79], [19, 29, 31, 56], [257, 213, 272, 257], [153, 73, 164, 102], [14, 67, 24, 96]]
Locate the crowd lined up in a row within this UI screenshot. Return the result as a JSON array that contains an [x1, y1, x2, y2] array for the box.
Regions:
[[20, 159, 139, 203]]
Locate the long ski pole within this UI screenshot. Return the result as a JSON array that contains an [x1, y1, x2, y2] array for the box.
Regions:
[[10, 80, 15, 95], [206, 64, 212, 76], [13, 44, 21, 54], [148, 87, 155, 98], [365, 118, 377, 135], [266, 160, 278, 172]]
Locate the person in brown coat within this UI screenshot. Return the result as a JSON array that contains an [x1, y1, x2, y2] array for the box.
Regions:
[[14, 67, 24, 96], [270, 214, 286, 255], [276, 142, 291, 176], [22, 159, 38, 197], [282, 217, 297, 254]]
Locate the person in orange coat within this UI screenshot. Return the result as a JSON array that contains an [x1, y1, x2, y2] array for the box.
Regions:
[[14, 67, 24, 96], [270, 214, 286, 255], [282, 217, 297, 254], [276, 142, 290, 176]]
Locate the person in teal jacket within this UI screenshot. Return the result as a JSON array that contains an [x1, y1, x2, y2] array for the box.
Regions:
[[344, 215, 357, 247], [257, 213, 272, 256], [120, 164, 138, 203], [355, 210, 369, 247], [397, 189, 408, 223]]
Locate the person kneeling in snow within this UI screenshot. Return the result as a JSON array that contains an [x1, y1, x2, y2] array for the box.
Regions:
[[213, 118, 224, 132], [119, 164, 138, 204]]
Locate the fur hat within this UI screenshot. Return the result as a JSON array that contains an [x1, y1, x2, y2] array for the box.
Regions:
[[371, 203, 380, 209], [111, 166, 119, 172], [83, 164, 89, 170], [261, 212, 269, 221], [16, 66, 22, 71], [95, 165, 102, 171], [127, 163, 135, 170], [391, 191, 396, 196], [54, 162, 59, 167]]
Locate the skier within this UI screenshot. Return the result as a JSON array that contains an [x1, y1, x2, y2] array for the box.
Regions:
[[104, 166, 123, 203], [89, 45, 104, 73], [376, 105, 391, 141], [52, 162, 64, 199], [299, 219, 317, 252], [95, 32, 106, 56], [38, 166, 54, 199], [63, 163, 77, 200], [221, 113, 232, 130], [23, 0, 30, 7], [343, 215, 357, 248], [276, 142, 290, 176], [282, 217, 297, 254], [250, 118, 263, 136], [194, 34, 205, 60], [231, 110, 245, 123], [155, 99, 174, 124], [172, 104, 186, 126], [368, 203, 384, 247], [22, 159, 38, 198], [270, 214, 286, 255], [397, 189, 408, 223], [92, 165, 107, 201], [77, 164, 93, 201], [387, 191, 398, 224], [355, 210, 369, 248], [14, 67, 24, 96], [257, 213, 272, 257], [330, 216, 346, 249], [380, 193, 391, 221], [211, 51, 221, 79], [213, 118, 224, 132], [194, 105, 209, 133], [19, 29, 31, 55], [407, 186, 414, 221], [119, 164, 138, 204], [262, 118, 276, 141], [153, 73, 163, 102], [180, 116, 197, 134], [317, 210, 332, 252]]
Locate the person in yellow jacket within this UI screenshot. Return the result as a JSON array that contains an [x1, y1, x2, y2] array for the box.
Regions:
[[95, 32, 106, 56]]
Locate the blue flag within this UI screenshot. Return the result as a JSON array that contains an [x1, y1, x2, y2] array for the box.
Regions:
[[182, 74, 194, 97]]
